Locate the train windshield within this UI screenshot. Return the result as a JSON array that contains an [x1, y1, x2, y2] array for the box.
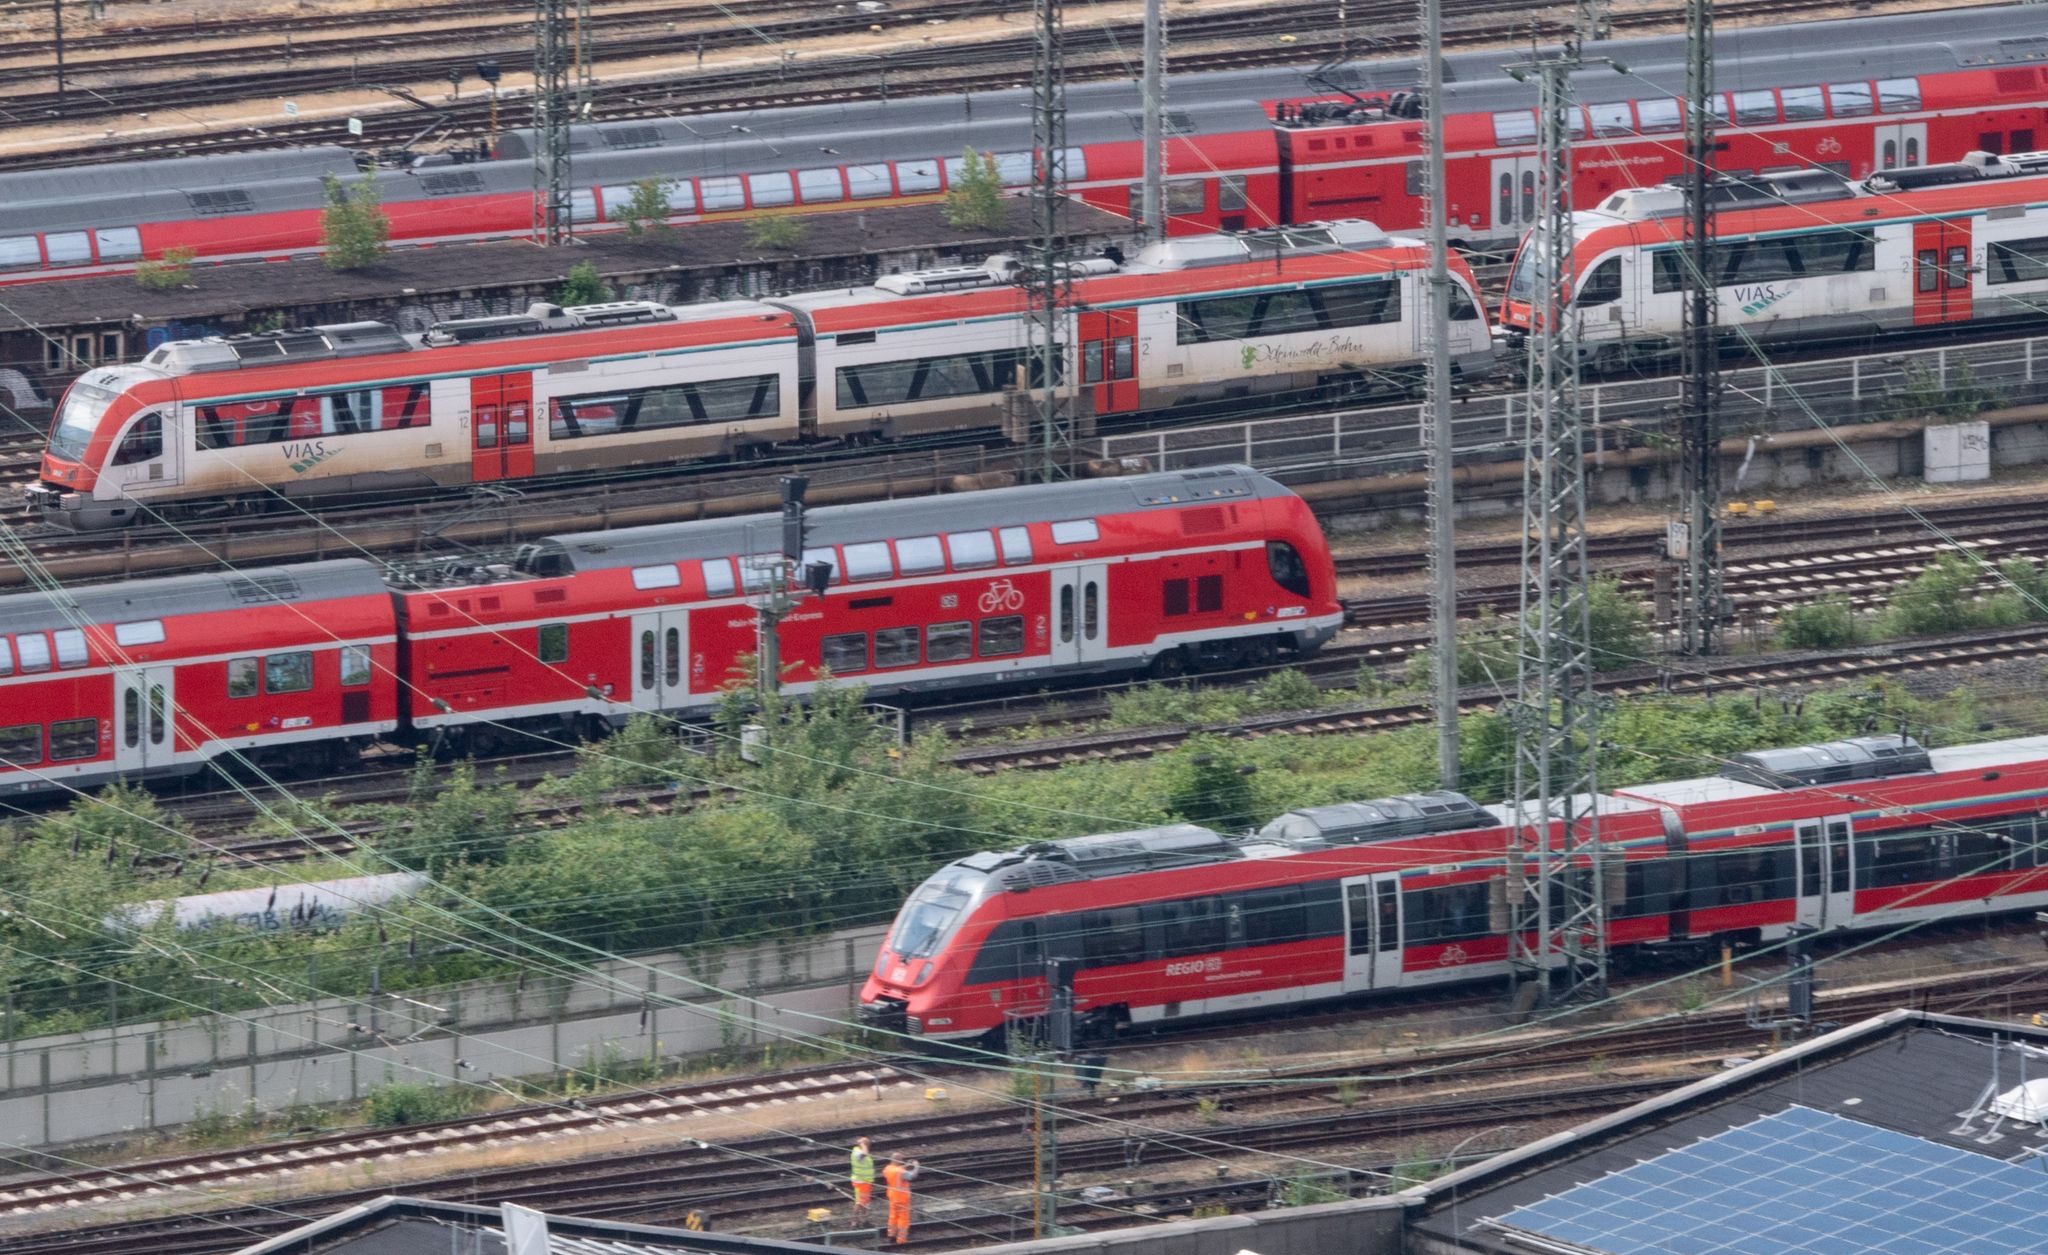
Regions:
[[48, 381, 119, 461], [886, 865, 984, 959], [1506, 240, 1538, 302]]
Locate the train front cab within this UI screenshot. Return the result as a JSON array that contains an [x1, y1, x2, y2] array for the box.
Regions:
[[26, 367, 177, 530]]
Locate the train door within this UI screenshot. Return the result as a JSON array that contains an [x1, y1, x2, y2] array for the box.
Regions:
[[628, 610, 691, 712], [1912, 218, 1974, 326], [469, 374, 535, 482], [112, 666, 175, 776], [1489, 156, 1541, 237], [1049, 563, 1108, 667], [101, 408, 178, 504], [1794, 816, 1855, 930], [1873, 122, 1926, 173], [1341, 874, 1403, 992], [1077, 310, 1139, 417]]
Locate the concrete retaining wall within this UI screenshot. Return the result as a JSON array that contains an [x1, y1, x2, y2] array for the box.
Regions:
[[0, 924, 885, 1149]]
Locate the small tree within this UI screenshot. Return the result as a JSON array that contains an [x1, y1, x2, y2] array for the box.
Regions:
[[556, 261, 613, 306], [320, 174, 391, 271], [744, 214, 808, 252], [135, 246, 196, 291], [942, 147, 1006, 231], [614, 177, 672, 239]]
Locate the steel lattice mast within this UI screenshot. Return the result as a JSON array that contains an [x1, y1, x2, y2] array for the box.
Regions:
[[1505, 43, 1607, 1009], [1421, 0, 1458, 788], [1028, 0, 1075, 483], [532, 0, 572, 245], [1676, 0, 1723, 655]]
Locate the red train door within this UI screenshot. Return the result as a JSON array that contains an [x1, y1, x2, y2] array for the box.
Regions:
[[1911, 218, 1974, 326], [469, 373, 535, 482], [1076, 310, 1139, 417]]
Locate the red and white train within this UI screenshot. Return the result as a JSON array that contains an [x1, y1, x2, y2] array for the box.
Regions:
[[27, 221, 1491, 530], [0, 466, 1342, 793], [0, 6, 2039, 284], [1499, 150, 2048, 366], [859, 731, 2048, 1043]]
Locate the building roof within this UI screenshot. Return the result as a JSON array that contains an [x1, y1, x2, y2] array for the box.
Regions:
[[233, 1197, 840, 1255], [1412, 1011, 2048, 1255]]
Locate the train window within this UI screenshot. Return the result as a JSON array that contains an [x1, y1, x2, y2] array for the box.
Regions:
[[1731, 91, 1778, 126], [801, 548, 841, 585], [1651, 251, 1688, 293], [0, 724, 40, 766], [897, 159, 942, 194], [739, 557, 775, 594], [0, 236, 38, 270], [0, 638, 12, 676], [1988, 236, 2048, 285], [665, 628, 681, 688], [1218, 176, 1247, 212], [820, 632, 868, 674], [1404, 881, 1491, 944], [661, 179, 697, 214], [701, 559, 737, 597], [978, 616, 1025, 657], [536, 627, 568, 666], [1917, 250, 1940, 294], [1715, 238, 1803, 286], [896, 536, 944, 576], [632, 564, 681, 591], [1195, 574, 1223, 614], [264, 651, 313, 695], [1082, 906, 1146, 967], [149, 685, 166, 746], [698, 176, 745, 212], [1163, 579, 1190, 617], [1492, 109, 1536, 145], [927, 621, 972, 662], [846, 163, 893, 199], [569, 189, 598, 224], [1696, 846, 1789, 908], [1345, 883, 1375, 955], [1267, 542, 1312, 597], [836, 347, 1051, 408], [1166, 182, 1205, 216], [52, 630, 87, 669], [334, 643, 373, 686], [15, 633, 50, 674], [1576, 258, 1622, 306], [598, 185, 640, 219], [1944, 246, 1969, 290], [227, 658, 258, 698], [1876, 77, 1921, 114], [114, 620, 164, 647], [1083, 342, 1104, 384], [1450, 284, 1482, 320], [1158, 897, 1228, 957], [796, 168, 845, 203], [124, 689, 140, 748], [874, 626, 920, 668], [1617, 859, 1672, 918], [747, 172, 795, 208], [49, 719, 97, 762], [112, 413, 162, 466], [1177, 279, 1400, 344], [1827, 81, 1874, 118], [93, 227, 142, 262], [1587, 101, 1634, 137], [1859, 828, 1943, 888], [1111, 337, 1134, 381], [947, 531, 997, 571], [550, 374, 781, 439], [43, 232, 90, 266], [1083, 582, 1099, 639], [1059, 585, 1076, 641], [1051, 519, 1099, 545], [1241, 885, 1308, 946], [999, 526, 1032, 566], [965, 920, 1032, 984], [1635, 98, 1680, 132], [843, 541, 894, 582], [639, 631, 655, 691], [1778, 86, 1825, 121], [1954, 823, 2008, 877]]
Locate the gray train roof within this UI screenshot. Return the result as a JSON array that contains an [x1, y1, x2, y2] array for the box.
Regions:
[[538, 465, 1288, 574], [0, 560, 388, 637], [6, 4, 2042, 235]]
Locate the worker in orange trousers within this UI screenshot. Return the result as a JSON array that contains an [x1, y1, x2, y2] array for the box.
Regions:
[[883, 1151, 921, 1244], [849, 1137, 876, 1227]]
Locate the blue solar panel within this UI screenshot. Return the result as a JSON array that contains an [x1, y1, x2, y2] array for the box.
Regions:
[[1489, 1106, 2048, 1254]]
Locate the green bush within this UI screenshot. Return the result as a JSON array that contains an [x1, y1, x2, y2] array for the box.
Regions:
[[744, 214, 808, 251], [1879, 553, 2024, 637], [364, 1081, 473, 1128], [319, 174, 390, 271], [1158, 735, 1258, 830], [1585, 575, 1652, 671], [557, 261, 613, 306], [614, 178, 672, 239], [1251, 668, 1321, 712], [943, 147, 1006, 230], [1775, 596, 1863, 650], [135, 245, 196, 291]]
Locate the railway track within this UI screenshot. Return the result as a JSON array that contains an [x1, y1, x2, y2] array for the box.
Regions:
[[9, 956, 2044, 1254], [0, 0, 1946, 168]]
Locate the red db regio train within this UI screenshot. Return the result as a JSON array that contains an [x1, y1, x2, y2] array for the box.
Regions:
[[0, 466, 1341, 794], [0, 5, 2040, 284], [27, 221, 1490, 530], [860, 733, 2048, 1043], [1500, 150, 2048, 367]]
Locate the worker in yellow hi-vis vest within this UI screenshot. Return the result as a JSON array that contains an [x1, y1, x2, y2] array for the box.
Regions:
[[849, 1136, 876, 1227]]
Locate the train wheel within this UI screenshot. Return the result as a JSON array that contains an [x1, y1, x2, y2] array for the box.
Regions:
[[1147, 647, 1189, 679]]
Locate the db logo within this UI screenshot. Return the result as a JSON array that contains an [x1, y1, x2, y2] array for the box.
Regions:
[[978, 578, 1025, 613], [1437, 945, 1470, 967], [1165, 957, 1224, 977]]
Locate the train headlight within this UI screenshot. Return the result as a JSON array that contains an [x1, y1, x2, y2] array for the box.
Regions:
[[915, 962, 933, 986]]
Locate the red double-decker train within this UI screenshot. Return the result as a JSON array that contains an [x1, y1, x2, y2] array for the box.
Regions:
[[859, 733, 2048, 1043], [0, 466, 1341, 793]]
